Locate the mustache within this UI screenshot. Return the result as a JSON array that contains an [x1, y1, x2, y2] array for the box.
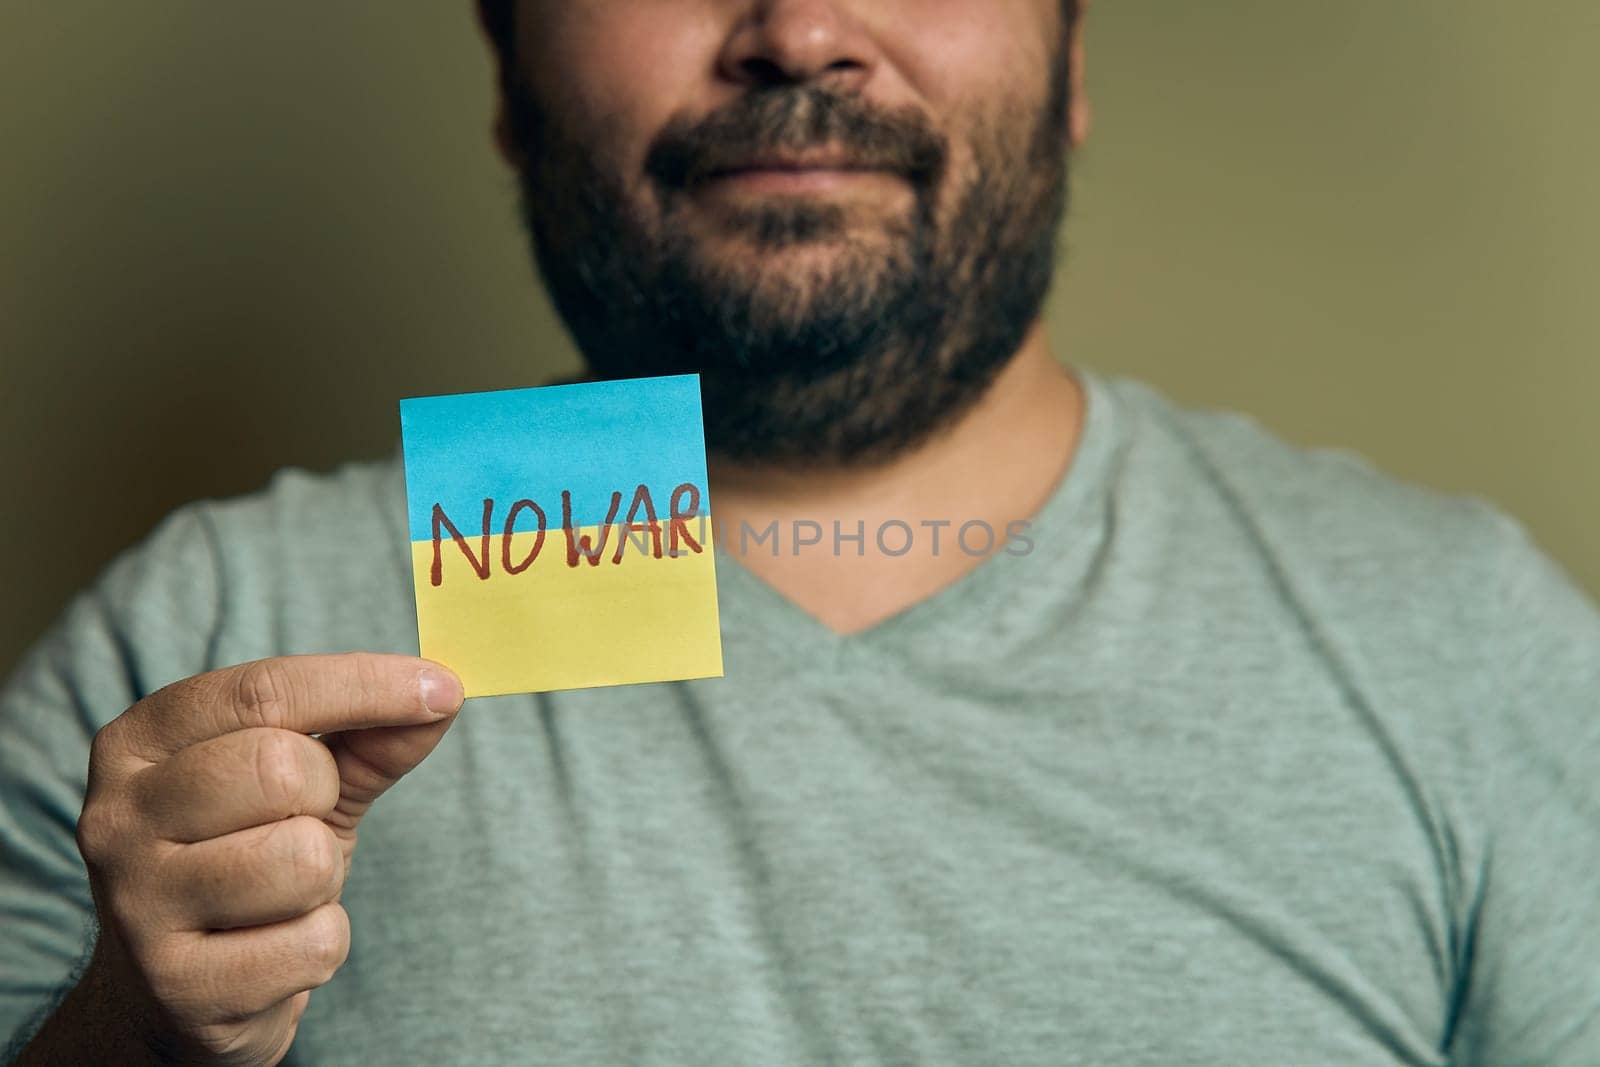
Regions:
[[644, 86, 948, 191]]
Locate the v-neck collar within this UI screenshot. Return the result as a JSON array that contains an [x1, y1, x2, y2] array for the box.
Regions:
[[712, 362, 1123, 665]]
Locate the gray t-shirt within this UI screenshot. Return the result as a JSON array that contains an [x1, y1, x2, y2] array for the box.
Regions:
[[3, 367, 1598, 1065]]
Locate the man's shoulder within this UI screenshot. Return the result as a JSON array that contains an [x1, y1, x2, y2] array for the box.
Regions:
[[1090, 371, 1597, 686], [4, 453, 410, 720], [115, 451, 407, 589], [95, 452, 410, 662], [1102, 371, 1599, 765], [1098, 372, 1511, 580], [194, 450, 407, 547]]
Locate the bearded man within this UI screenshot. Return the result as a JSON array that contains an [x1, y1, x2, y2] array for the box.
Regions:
[[5, 2, 1599, 1064]]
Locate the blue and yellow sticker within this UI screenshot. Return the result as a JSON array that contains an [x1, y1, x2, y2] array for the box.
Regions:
[[400, 374, 723, 697]]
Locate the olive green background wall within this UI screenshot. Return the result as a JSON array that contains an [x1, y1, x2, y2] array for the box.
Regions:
[[2, 2, 1596, 676]]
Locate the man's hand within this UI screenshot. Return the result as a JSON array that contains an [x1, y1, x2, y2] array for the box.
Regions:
[[26, 653, 464, 1066]]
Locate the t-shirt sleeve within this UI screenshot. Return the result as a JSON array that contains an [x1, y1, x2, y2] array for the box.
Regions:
[[1448, 511, 1600, 1064], [0, 506, 222, 1054]]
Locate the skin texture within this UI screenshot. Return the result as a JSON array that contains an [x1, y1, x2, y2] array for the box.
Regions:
[[17, 655, 464, 1065]]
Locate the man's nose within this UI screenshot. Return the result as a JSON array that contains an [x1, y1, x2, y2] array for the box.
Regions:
[[716, 0, 878, 90]]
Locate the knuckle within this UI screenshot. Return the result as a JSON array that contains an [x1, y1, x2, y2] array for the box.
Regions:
[[346, 651, 382, 689], [86, 719, 120, 770], [253, 731, 309, 813], [233, 659, 293, 729], [280, 817, 341, 889], [79, 726, 138, 867], [344, 652, 392, 710], [302, 904, 351, 984], [74, 803, 140, 879], [73, 807, 114, 865]]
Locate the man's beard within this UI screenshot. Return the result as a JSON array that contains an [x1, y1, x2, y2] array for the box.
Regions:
[[504, 53, 1072, 466]]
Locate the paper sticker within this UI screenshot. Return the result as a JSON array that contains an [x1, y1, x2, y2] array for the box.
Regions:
[[400, 374, 724, 697]]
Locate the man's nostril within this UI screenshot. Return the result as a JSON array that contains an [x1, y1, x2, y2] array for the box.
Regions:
[[740, 56, 794, 87]]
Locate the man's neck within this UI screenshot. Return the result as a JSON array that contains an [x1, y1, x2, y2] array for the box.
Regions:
[[707, 323, 1086, 635]]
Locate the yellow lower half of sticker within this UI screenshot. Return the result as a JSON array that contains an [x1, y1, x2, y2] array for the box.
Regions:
[[410, 520, 723, 697]]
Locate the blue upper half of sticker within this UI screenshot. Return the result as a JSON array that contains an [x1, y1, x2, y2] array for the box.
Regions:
[[400, 374, 711, 540]]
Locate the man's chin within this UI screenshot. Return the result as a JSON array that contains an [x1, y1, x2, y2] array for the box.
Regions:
[[693, 248, 876, 306], [679, 223, 912, 297]]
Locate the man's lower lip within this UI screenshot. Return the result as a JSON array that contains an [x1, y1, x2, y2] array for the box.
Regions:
[[699, 168, 900, 194]]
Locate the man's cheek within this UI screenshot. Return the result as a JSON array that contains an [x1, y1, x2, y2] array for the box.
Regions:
[[535, 15, 717, 157]]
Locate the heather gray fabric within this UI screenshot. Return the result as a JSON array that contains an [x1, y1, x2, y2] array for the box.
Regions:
[[3, 366, 1598, 1066]]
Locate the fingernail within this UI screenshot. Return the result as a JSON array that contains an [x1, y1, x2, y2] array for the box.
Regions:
[[419, 668, 464, 717]]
